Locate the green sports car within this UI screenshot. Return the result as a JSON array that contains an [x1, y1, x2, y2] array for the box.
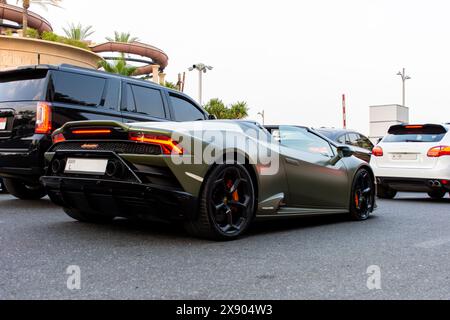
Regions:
[[41, 120, 376, 240]]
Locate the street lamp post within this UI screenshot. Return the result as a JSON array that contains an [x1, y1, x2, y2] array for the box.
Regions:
[[257, 110, 265, 125], [397, 68, 411, 107], [189, 63, 213, 106]]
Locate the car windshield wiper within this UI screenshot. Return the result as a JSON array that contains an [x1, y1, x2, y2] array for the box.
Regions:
[[404, 140, 424, 142]]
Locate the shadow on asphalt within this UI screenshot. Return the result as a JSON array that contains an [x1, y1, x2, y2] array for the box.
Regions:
[[0, 197, 56, 211], [389, 197, 450, 204], [53, 213, 369, 242], [0, 194, 378, 241]]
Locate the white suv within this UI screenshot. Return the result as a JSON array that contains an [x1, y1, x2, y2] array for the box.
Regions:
[[370, 124, 450, 199]]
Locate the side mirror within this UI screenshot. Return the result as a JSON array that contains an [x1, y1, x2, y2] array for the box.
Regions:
[[337, 146, 354, 158], [208, 114, 217, 120]]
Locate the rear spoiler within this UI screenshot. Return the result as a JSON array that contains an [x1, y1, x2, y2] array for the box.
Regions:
[[388, 124, 447, 135]]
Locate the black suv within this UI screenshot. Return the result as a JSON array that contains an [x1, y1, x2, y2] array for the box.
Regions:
[[0, 64, 210, 200]]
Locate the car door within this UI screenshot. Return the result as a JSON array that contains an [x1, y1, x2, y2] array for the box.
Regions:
[[120, 82, 170, 123], [277, 126, 350, 209]]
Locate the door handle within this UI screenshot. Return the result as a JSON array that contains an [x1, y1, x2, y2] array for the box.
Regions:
[[285, 158, 300, 166]]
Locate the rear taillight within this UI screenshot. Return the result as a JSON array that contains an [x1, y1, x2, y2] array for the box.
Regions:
[[72, 129, 112, 135], [35, 102, 52, 134], [427, 146, 450, 157], [52, 133, 66, 144], [129, 132, 183, 155], [372, 146, 384, 157]]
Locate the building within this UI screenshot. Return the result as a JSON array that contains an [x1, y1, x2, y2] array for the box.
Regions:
[[369, 104, 409, 143]]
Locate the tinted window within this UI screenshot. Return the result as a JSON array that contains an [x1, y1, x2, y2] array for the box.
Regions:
[[50, 71, 106, 107], [0, 70, 47, 102], [348, 133, 360, 146], [359, 135, 374, 150], [384, 126, 447, 143], [337, 134, 347, 144], [123, 84, 135, 112], [170, 95, 205, 121], [278, 126, 334, 157], [131, 85, 165, 118], [384, 133, 445, 143], [103, 79, 120, 110]]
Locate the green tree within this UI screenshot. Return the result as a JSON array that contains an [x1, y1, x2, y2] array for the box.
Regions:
[[16, 0, 62, 36], [229, 101, 249, 119], [204, 98, 249, 120], [63, 23, 94, 41], [106, 31, 139, 43], [98, 59, 137, 77], [163, 81, 179, 90]]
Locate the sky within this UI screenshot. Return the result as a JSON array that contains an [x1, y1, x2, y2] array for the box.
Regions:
[[29, 0, 450, 135]]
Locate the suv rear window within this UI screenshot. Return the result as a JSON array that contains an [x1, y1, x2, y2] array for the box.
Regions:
[[0, 70, 47, 102], [49, 71, 106, 107], [384, 125, 447, 143]]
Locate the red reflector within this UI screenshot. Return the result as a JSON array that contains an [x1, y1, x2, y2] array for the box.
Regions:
[[372, 146, 384, 157], [35, 102, 52, 134], [441, 180, 449, 185], [405, 125, 423, 129], [72, 129, 112, 135], [129, 132, 183, 155], [52, 133, 66, 144], [427, 146, 450, 157]]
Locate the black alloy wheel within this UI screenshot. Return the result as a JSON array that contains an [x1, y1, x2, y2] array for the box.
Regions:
[[185, 163, 255, 240], [350, 169, 375, 221]]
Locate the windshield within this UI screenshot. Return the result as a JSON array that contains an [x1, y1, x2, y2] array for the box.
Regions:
[[384, 125, 447, 143], [383, 133, 445, 143], [0, 70, 48, 102]]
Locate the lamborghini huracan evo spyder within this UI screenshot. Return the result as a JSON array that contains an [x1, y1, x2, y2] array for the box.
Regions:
[[41, 120, 376, 240]]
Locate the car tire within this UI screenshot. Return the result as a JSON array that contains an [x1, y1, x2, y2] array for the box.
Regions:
[[376, 184, 397, 199], [3, 178, 46, 200], [63, 207, 114, 224], [427, 190, 447, 199], [350, 168, 375, 221], [185, 163, 256, 241]]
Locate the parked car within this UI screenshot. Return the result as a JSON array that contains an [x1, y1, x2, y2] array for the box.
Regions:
[[315, 128, 374, 163], [0, 64, 210, 200], [371, 124, 450, 199], [41, 121, 375, 240]]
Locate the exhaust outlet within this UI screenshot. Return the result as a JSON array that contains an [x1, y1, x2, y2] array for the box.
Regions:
[[428, 180, 435, 187], [51, 159, 61, 174], [434, 180, 442, 188], [106, 161, 124, 178]]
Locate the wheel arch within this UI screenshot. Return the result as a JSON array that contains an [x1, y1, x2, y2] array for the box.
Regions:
[[193, 150, 259, 220]]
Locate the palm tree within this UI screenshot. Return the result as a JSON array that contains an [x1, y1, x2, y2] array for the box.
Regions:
[[98, 59, 137, 77], [229, 101, 249, 119], [204, 98, 249, 119], [16, 0, 62, 36], [106, 31, 139, 43], [63, 23, 94, 41]]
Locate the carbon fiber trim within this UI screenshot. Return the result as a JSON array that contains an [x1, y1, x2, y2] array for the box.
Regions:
[[51, 141, 161, 155]]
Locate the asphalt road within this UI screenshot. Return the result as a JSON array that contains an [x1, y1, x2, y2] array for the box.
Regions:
[[0, 192, 449, 300]]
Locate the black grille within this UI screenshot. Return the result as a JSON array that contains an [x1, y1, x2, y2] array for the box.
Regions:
[[51, 141, 161, 155]]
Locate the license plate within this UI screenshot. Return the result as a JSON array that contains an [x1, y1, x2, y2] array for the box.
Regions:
[[64, 158, 108, 175], [0, 118, 6, 130], [392, 153, 417, 161]]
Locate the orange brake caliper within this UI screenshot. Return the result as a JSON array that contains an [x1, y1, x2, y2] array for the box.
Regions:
[[227, 180, 240, 202], [355, 193, 360, 208]]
